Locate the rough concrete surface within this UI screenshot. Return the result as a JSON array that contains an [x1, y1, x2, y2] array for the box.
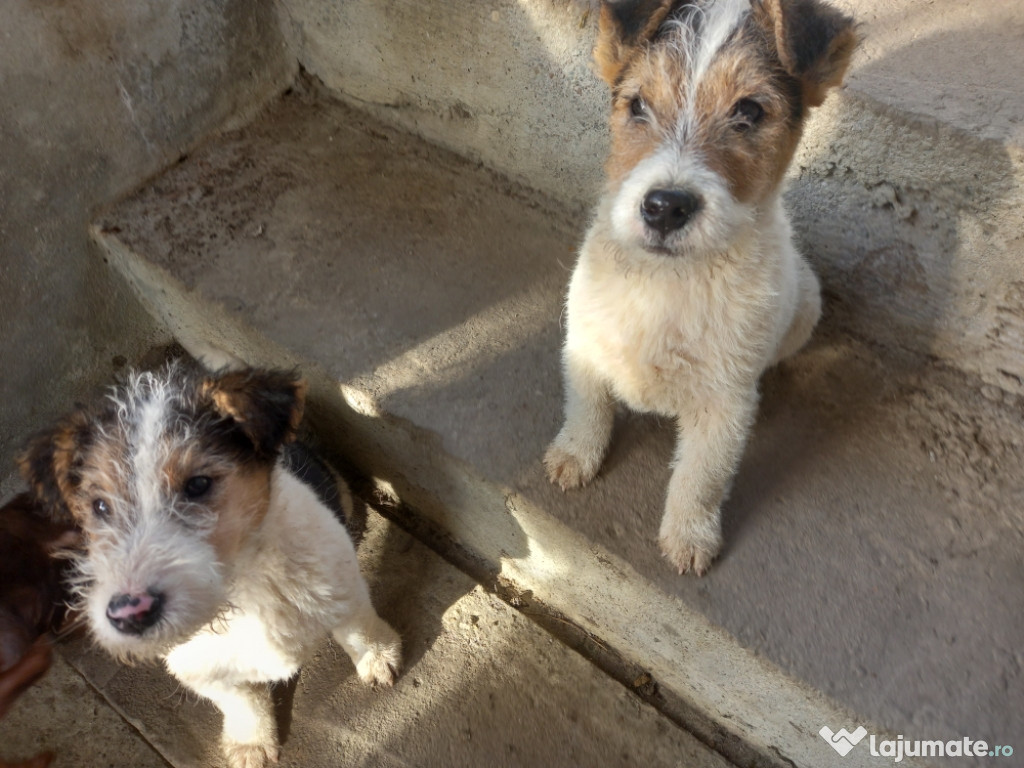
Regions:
[[0, 652, 169, 768], [276, 0, 1024, 394], [94, 89, 1023, 765], [275, 0, 608, 212], [0, 0, 294, 473], [7, 0, 1021, 765], [35, 510, 728, 768], [834, 0, 1024, 146]]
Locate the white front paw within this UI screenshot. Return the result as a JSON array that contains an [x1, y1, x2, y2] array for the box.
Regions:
[[544, 442, 600, 490], [223, 741, 279, 768], [658, 505, 723, 576], [356, 626, 402, 687]]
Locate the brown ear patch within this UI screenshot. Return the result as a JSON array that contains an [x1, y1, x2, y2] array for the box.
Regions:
[[207, 467, 273, 562], [595, 0, 679, 85], [202, 369, 306, 459], [17, 410, 94, 524], [755, 0, 858, 107]]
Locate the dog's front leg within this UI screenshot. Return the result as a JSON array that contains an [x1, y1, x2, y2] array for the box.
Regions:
[[545, 350, 615, 489], [191, 680, 278, 768], [660, 391, 759, 576], [331, 593, 402, 688]]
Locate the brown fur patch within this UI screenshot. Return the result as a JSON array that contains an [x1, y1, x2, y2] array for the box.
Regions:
[[207, 467, 271, 562], [594, 0, 676, 86], [67, 435, 130, 526], [689, 26, 804, 201], [162, 442, 212, 499], [605, 101, 664, 185], [18, 409, 95, 524], [48, 429, 79, 507]]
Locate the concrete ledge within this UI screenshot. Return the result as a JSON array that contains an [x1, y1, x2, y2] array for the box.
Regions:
[[94, 224, 928, 768], [90, 85, 1023, 766], [275, 0, 1024, 393]]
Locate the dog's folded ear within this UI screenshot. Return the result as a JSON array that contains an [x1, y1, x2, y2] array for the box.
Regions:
[[202, 369, 307, 459], [18, 410, 93, 524], [595, 0, 677, 85], [755, 0, 859, 107]]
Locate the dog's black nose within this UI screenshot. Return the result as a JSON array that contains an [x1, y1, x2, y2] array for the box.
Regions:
[[640, 189, 701, 235], [106, 590, 164, 635]]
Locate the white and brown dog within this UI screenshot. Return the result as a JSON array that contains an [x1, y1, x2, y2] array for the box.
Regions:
[[545, 0, 857, 574], [19, 362, 401, 768]]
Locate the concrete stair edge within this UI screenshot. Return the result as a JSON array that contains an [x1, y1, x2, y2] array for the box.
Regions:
[[93, 226, 936, 768], [301, 64, 1024, 399]]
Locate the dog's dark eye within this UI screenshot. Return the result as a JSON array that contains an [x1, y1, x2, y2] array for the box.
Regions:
[[92, 498, 111, 519], [184, 476, 213, 500], [731, 98, 764, 131], [629, 96, 648, 121]]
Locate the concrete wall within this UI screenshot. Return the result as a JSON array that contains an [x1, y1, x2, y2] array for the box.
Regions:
[[790, 95, 1024, 393], [276, 0, 608, 212], [0, 0, 295, 469], [276, 0, 1024, 393], [3, 0, 1020, 480]]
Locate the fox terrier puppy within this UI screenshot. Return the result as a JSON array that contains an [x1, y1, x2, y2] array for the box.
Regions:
[[19, 362, 401, 768], [545, 0, 857, 574]]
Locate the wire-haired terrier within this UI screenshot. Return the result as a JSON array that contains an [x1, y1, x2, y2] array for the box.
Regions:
[[19, 362, 401, 768], [545, 0, 858, 574]]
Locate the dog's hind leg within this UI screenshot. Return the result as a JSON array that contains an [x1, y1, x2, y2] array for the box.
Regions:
[[545, 351, 615, 490], [773, 256, 821, 365], [332, 597, 402, 688], [659, 391, 758, 576]]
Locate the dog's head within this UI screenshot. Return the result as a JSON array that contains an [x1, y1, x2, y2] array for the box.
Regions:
[[595, 0, 857, 257], [18, 362, 305, 660]]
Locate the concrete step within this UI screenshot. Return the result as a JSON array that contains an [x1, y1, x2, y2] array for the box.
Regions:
[[276, 0, 1024, 394], [22, 509, 727, 768], [0, 652, 170, 768], [88, 83, 1024, 767]]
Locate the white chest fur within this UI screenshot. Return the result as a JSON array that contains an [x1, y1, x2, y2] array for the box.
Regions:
[[163, 466, 361, 689], [164, 608, 300, 686], [564, 211, 795, 415]]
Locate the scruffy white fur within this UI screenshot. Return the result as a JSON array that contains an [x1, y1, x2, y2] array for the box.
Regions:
[[163, 466, 400, 767], [547, 195, 818, 575], [546, 0, 854, 575]]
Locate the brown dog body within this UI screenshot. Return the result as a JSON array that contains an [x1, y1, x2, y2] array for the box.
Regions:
[[0, 493, 76, 768]]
